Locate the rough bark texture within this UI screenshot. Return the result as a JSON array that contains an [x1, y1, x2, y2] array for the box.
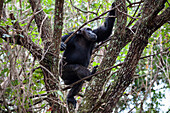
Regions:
[[29, 0, 52, 43], [0, 0, 169, 112], [29, 0, 64, 112], [0, 0, 63, 111], [79, 0, 129, 111], [100, 20, 151, 113], [0, 0, 3, 21], [79, 0, 169, 112], [0, 13, 43, 59], [53, 0, 64, 74]]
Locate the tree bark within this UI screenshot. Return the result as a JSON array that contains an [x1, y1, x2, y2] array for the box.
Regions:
[[53, 0, 64, 75], [79, 0, 169, 112], [0, 0, 3, 21], [28, 0, 64, 112], [79, 0, 129, 111], [0, 0, 169, 112], [94, 0, 169, 112]]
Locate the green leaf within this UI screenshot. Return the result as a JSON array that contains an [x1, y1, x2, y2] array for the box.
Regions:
[[0, 68, 9, 76], [41, 103, 46, 107], [11, 80, 19, 86], [0, 38, 3, 43], [92, 62, 100, 66], [38, 91, 46, 94], [5, 0, 12, 3], [57, 90, 63, 97]]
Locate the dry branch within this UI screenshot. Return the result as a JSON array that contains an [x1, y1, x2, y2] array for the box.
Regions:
[[63, 47, 169, 91], [64, 4, 120, 44]]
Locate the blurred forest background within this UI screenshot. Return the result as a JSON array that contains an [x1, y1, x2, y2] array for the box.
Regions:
[[0, 0, 169, 113]]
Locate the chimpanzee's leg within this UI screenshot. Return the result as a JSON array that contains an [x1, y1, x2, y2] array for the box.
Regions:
[[91, 65, 98, 74], [60, 64, 80, 85], [60, 64, 98, 108], [61, 64, 92, 81], [75, 65, 98, 81], [61, 64, 98, 82], [67, 81, 83, 108]]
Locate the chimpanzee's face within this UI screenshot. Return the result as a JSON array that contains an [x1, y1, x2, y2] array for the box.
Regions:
[[77, 27, 97, 41]]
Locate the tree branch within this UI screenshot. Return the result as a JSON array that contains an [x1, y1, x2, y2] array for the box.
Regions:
[[96, 1, 169, 112], [62, 68, 119, 91], [0, 14, 43, 60], [70, 0, 97, 15], [140, 72, 159, 112], [141, 0, 166, 18], [63, 46, 169, 91], [0, 0, 4, 21], [64, 4, 120, 44], [79, 1, 129, 111], [29, 0, 52, 49], [150, 6, 170, 33], [52, 0, 64, 73]]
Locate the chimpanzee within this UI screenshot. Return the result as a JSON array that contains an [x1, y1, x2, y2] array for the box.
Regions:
[[60, 2, 116, 108]]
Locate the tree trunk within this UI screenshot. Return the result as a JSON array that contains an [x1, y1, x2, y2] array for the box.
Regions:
[[79, 0, 169, 112], [0, 0, 3, 21], [0, 0, 169, 112]]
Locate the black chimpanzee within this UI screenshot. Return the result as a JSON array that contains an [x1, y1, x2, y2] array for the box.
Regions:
[[60, 3, 116, 108]]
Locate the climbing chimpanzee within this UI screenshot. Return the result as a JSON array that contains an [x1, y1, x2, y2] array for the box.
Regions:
[[60, 3, 116, 108]]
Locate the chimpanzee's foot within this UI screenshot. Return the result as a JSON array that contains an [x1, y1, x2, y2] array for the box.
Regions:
[[86, 65, 98, 81], [91, 65, 98, 74], [67, 96, 77, 109]]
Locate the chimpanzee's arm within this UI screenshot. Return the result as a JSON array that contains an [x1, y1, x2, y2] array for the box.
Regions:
[[93, 3, 116, 42]]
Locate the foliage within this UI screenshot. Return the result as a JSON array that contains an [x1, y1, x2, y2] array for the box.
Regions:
[[0, 0, 169, 112]]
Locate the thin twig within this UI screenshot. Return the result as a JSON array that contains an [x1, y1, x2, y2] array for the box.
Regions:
[[64, 3, 121, 44], [139, 72, 159, 112], [96, 4, 102, 16], [116, 6, 140, 19], [23, 0, 42, 32], [70, 0, 97, 15], [91, 66, 136, 112], [62, 64, 120, 91], [62, 47, 169, 90], [40, 65, 58, 81], [24, 9, 43, 32], [127, 1, 144, 7], [126, 0, 131, 4], [127, 1, 142, 27]]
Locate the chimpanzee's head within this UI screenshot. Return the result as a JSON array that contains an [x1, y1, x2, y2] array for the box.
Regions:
[[77, 27, 97, 41]]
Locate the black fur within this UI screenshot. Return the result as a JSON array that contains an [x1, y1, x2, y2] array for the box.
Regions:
[[60, 3, 116, 108]]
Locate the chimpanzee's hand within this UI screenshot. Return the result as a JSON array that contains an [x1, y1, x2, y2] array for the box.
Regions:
[[86, 65, 98, 81], [60, 42, 66, 51], [110, 2, 116, 16], [112, 2, 115, 8]]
